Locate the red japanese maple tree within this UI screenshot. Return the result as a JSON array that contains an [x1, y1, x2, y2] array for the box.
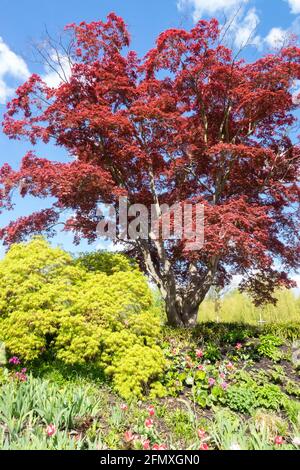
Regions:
[[1, 13, 299, 326]]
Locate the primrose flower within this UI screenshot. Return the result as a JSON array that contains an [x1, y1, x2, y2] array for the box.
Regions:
[[226, 362, 235, 371], [200, 443, 209, 450], [9, 356, 20, 365], [198, 365, 205, 371], [120, 403, 128, 411], [145, 418, 154, 429], [208, 378, 216, 387], [221, 382, 229, 390], [274, 436, 284, 446], [235, 343, 243, 351], [46, 424, 56, 437], [196, 349, 204, 358]]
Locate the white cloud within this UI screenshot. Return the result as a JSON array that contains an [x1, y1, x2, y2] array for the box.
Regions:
[[178, 1, 262, 50], [234, 8, 262, 49], [42, 52, 72, 88], [265, 27, 287, 48], [286, 0, 300, 14], [0, 37, 30, 104], [177, 0, 249, 21], [291, 79, 300, 104], [264, 15, 300, 50]]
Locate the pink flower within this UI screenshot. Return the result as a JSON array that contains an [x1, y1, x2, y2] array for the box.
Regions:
[[198, 429, 206, 440], [124, 430, 134, 442], [219, 373, 226, 379], [198, 365, 205, 371], [274, 436, 284, 446], [152, 443, 167, 450], [14, 371, 27, 382], [145, 418, 154, 429], [158, 444, 167, 450], [221, 382, 229, 390], [148, 405, 155, 417], [9, 356, 20, 365], [172, 348, 177, 355], [226, 362, 234, 371], [196, 349, 204, 358], [142, 439, 150, 450], [200, 443, 209, 450], [208, 378, 216, 387], [120, 403, 128, 411], [46, 424, 56, 437], [235, 343, 243, 351]]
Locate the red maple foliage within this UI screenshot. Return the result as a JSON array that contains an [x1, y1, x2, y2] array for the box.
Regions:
[[1, 13, 299, 326]]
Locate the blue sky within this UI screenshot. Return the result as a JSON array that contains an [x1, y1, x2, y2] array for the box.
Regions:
[[0, 0, 300, 286]]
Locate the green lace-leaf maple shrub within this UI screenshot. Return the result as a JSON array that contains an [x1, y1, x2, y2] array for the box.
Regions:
[[0, 237, 165, 399]]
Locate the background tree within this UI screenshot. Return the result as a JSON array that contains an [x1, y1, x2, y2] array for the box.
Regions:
[[0, 13, 299, 326]]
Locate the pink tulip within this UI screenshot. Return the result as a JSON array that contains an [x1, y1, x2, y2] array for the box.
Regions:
[[124, 430, 134, 442], [148, 405, 155, 417], [46, 424, 56, 437], [152, 443, 167, 450], [200, 443, 209, 450], [274, 436, 284, 446], [145, 418, 154, 429], [142, 440, 150, 450]]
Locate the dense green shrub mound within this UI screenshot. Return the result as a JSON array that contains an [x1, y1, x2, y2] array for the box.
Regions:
[[0, 238, 165, 399]]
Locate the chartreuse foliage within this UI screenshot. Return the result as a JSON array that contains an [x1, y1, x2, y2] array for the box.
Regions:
[[0, 238, 165, 399]]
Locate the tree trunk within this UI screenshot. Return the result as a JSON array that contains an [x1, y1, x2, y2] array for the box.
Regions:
[[162, 277, 212, 328], [164, 286, 200, 328], [165, 301, 199, 327]]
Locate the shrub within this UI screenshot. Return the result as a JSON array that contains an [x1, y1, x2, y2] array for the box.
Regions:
[[0, 238, 165, 398]]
